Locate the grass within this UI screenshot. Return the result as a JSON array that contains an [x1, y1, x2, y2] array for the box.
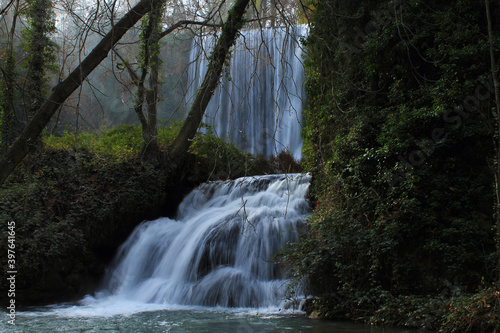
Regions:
[[43, 123, 183, 162]]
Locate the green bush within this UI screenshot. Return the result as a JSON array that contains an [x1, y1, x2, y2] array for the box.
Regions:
[[43, 123, 272, 177], [43, 124, 142, 161]]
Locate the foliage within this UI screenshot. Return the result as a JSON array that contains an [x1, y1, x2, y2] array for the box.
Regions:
[[299, 284, 500, 331], [186, 124, 292, 180], [44, 123, 180, 161], [441, 284, 500, 332], [43, 124, 144, 162], [43, 123, 276, 177], [0, 47, 16, 153], [370, 294, 448, 330], [138, 3, 165, 73], [286, 0, 500, 327], [188, 125, 254, 179]]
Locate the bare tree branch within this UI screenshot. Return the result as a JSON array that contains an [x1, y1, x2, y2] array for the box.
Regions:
[[0, 0, 14, 18], [0, 0, 163, 184], [160, 19, 220, 38], [113, 47, 140, 84]]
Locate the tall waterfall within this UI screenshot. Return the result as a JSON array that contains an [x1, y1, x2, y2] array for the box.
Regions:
[[186, 26, 308, 159], [101, 173, 311, 308]]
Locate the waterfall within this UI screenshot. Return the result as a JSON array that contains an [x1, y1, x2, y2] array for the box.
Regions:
[[185, 26, 308, 159], [101, 173, 311, 308]]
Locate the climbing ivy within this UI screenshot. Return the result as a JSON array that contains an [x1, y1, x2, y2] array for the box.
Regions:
[[284, 0, 500, 328], [21, 0, 58, 119], [0, 49, 16, 153]]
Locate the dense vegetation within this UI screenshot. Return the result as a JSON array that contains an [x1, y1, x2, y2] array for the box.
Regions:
[[282, 0, 500, 330]]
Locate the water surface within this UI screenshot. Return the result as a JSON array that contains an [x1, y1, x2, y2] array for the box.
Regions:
[[1, 301, 414, 333]]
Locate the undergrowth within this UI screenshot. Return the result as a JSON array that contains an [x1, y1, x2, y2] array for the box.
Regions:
[[43, 123, 301, 176]]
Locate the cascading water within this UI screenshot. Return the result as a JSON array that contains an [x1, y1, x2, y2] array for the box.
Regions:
[[186, 26, 308, 159], [100, 173, 311, 308]]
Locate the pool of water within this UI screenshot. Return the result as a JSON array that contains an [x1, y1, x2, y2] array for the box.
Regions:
[[1, 298, 413, 333]]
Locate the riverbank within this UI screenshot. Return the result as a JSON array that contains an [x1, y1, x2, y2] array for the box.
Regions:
[[302, 286, 500, 331]]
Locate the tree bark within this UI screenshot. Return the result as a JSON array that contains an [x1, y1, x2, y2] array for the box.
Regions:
[[139, 0, 164, 162], [0, 0, 19, 155], [0, 0, 161, 184], [168, 0, 250, 166]]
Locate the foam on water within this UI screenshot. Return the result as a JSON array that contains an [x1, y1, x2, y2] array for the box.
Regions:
[[18, 296, 304, 319]]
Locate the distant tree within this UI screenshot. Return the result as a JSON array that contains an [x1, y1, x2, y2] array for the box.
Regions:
[[134, 0, 165, 162]]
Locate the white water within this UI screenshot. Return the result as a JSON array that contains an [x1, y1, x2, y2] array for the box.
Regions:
[[186, 26, 308, 159], [99, 173, 311, 309]]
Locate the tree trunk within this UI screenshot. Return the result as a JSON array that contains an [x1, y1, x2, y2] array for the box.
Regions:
[[0, 0, 19, 155], [168, 0, 250, 166], [142, 89, 159, 161], [485, 0, 500, 280], [0, 0, 161, 184], [24, 0, 55, 120], [139, 0, 164, 162]]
